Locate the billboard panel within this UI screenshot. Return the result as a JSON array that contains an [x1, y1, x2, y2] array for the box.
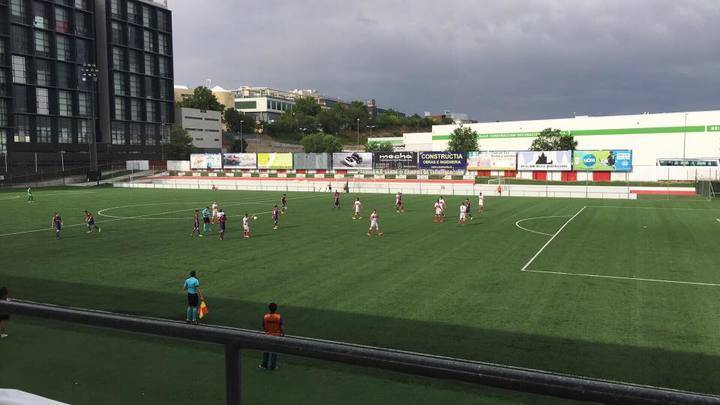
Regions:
[[373, 152, 418, 169], [573, 150, 633, 172], [467, 151, 517, 171], [332, 152, 373, 170], [222, 153, 257, 169], [418, 152, 467, 170], [293, 153, 331, 170], [190, 153, 222, 170], [516, 151, 572, 171], [257, 153, 293, 169]]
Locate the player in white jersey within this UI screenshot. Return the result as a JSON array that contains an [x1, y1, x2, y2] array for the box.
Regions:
[[211, 202, 219, 224], [353, 197, 363, 220], [242, 213, 251, 238], [458, 203, 468, 225], [395, 192, 404, 213], [367, 209, 383, 237], [439, 197, 446, 216], [478, 192, 485, 213], [433, 200, 444, 223]]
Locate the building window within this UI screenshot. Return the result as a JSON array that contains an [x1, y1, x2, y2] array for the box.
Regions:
[[11, 56, 26, 84], [110, 0, 120, 18], [35, 59, 52, 86], [129, 74, 141, 97], [76, 39, 90, 63], [129, 123, 142, 145], [58, 118, 71, 143], [160, 125, 170, 144], [74, 0, 89, 11], [111, 122, 125, 144], [55, 6, 70, 33], [56, 35, 71, 61], [111, 21, 123, 44], [159, 79, 170, 99], [114, 97, 125, 120], [34, 30, 51, 56], [56, 62, 73, 88], [11, 26, 29, 54], [143, 30, 154, 52], [77, 119, 90, 143], [144, 53, 155, 75], [0, 70, 7, 97], [145, 124, 157, 145], [130, 99, 141, 121], [157, 11, 168, 31], [128, 26, 139, 48], [33, 1, 49, 29], [0, 100, 8, 127], [158, 34, 169, 55], [158, 56, 169, 77], [127, 1, 138, 23], [36, 116, 52, 143], [14, 115, 30, 143], [113, 72, 125, 95], [74, 11, 90, 36], [11, 0, 27, 23], [160, 102, 171, 122], [128, 50, 140, 72], [112, 47, 125, 69], [58, 90, 72, 116], [0, 129, 7, 154], [0, 38, 6, 60], [13, 85, 27, 113], [36, 87, 50, 114], [146, 100, 156, 121], [236, 101, 257, 109], [78, 92, 89, 115], [142, 5, 152, 27]]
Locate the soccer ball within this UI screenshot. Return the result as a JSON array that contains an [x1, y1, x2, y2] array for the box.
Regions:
[[253, 216, 258, 220]]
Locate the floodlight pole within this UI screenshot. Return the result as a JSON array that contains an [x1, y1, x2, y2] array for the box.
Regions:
[[81, 63, 99, 172]]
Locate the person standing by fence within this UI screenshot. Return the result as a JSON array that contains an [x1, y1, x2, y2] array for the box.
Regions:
[[183, 271, 203, 324], [260, 302, 284, 370]]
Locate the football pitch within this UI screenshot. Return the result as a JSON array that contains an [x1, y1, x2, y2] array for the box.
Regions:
[[1, 187, 720, 404]]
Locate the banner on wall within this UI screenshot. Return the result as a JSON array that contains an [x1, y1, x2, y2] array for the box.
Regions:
[[373, 152, 418, 169], [190, 154, 222, 170], [293, 153, 331, 170], [418, 152, 467, 170], [573, 150, 633, 172], [222, 153, 257, 169], [467, 151, 517, 171], [257, 153, 293, 169], [332, 152, 373, 170], [516, 151, 572, 171]]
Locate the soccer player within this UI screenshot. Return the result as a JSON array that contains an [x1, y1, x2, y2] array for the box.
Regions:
[[479, 192, 485, 213], [352, 197, 362, 220], [272, 205, 280, 230], [183, 271, 203, 325], [84, 210, 101, 233], [367, 209, 383, 237], [259, 302, 284, 370], [281, 194, 288, 214], [242, 213, 251, 239], [192, 209, 202, 237], [458, 202, 468, 225], [218, 208, 226, 240], [26, 187, 33, 203], [465, 199, 473, 220], [395, 192, 405, 213], [333, 190, 340, 209], [439, 196, 446, 216], [51, 212, 63, 239], [496, 185, 502, 197], [201, 206, 211, 234], [433, 200, 443, 223], [211, 201, 219, 224]]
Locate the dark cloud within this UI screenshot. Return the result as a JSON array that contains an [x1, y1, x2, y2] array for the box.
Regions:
[[169, 0, 720, 121]]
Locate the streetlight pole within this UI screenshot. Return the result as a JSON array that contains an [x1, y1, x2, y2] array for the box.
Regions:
[[366, 125, 375, 139], [239, 120, 244, 152], [682, 112, 687, 166], [356, 118, 360, 146], [81, 63, 99, 172]]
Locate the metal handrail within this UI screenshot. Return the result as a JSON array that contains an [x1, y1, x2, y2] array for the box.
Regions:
[[1, 299, 718, 405]]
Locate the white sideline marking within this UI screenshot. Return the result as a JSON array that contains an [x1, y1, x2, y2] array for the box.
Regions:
[[586, 205, 720, 211], [515, 215, 572, 237], [520, 206, 586, 272], [0, 195, 21, 201], [525, 269, 720, 287]]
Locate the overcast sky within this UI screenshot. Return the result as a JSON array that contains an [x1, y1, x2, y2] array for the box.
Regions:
[[169, 0, 720, 122]]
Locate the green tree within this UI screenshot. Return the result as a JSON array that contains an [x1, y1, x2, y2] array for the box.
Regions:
[[228, 137, 248, 153], [301, 133, 343, 153], [164, 126, 196, 160], [317, 104, 344, 134], [345, 101, 370, 128], [293, 96, 322, 116], [224, 108, 255, 134], [447, 126, 479, 152], [530, 128, 577, 151], [176, 87, 225, 112], [365, 141, 394, 152]]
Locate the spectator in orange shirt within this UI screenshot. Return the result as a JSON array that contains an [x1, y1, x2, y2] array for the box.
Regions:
[[259, 302, 284, 370]]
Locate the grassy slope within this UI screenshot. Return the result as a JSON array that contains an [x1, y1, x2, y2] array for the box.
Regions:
[[1, 188, 719, 403]]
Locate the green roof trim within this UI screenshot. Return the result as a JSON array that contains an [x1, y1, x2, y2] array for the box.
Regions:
[[431, 125, 712, 141]]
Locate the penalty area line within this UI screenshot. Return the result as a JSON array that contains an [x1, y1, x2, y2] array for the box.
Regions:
[[525, 269, 720, 287], [520, 206, 586, 272]]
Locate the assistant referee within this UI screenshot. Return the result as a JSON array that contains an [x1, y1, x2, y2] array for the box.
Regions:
[[183, 271, 203, 324]]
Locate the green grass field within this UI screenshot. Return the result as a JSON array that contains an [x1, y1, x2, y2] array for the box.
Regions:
[[1, 187, 720, 404]]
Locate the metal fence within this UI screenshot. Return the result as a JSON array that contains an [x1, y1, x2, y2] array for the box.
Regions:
[[1, 300, 718, 405]]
